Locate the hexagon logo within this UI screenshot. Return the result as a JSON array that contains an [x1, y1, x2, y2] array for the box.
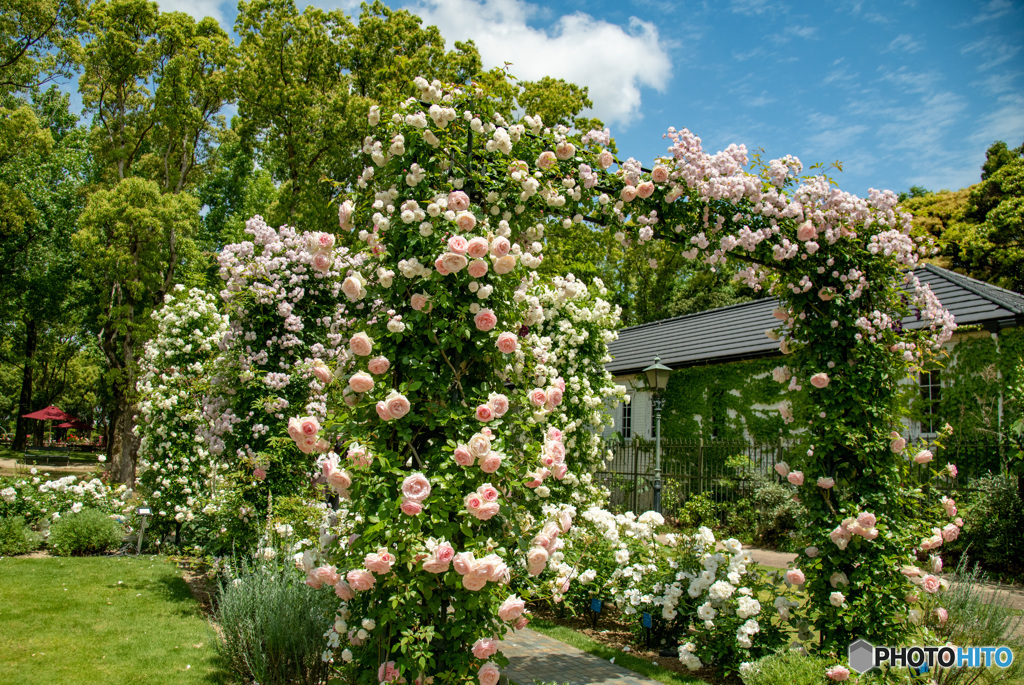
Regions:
[[848, 640, 876, 673]]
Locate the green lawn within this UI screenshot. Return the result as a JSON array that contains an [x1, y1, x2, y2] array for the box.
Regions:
[[0, 555, 233, 684]]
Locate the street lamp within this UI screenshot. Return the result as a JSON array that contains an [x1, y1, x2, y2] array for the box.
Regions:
[[643, 356, 672, 514]]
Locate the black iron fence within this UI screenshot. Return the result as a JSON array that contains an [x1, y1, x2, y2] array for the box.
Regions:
[[595, 435, 1014, 518]]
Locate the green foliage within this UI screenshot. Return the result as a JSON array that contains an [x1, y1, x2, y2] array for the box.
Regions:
[[0, 0, 83, 96], [676, 492, 719, 529], [47, 507, 123, 556], [739, 650, 831, 685], [932, 558, 1024, 685], [216, 558, 335, 685], [749, 478, 804, 550], [951, 474, 1024, 577], [0, 515, 41, 555]]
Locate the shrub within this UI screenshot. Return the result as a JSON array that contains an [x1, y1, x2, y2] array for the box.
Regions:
[[676, 493, 720, 530], [0, 516, 42, 555], [750, 478, 805, 550], [932, 558, 1024, 685], [216, 558, 336, 685], [740, 649, 831, 685], [953, 474, 1024, 578], [48, 508, 123, 556]]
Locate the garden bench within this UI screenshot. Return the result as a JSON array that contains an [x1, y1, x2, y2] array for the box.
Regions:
[[22, 446, 72, 468]]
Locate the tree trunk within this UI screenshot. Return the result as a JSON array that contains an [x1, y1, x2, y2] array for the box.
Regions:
[[118, 401, 139, 485], [12, 317, 37, 452], [33, 420, 44, 447]]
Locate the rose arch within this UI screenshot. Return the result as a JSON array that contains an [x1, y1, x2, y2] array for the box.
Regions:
[[257, 76, 958, 683]]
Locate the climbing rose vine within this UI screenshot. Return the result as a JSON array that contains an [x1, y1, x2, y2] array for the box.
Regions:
[[268, 75, 956, 681]]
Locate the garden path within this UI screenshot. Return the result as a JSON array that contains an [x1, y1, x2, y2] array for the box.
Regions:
[[503, 628, 663, 685]]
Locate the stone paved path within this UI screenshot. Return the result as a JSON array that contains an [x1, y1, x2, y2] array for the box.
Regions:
[[502, 628, 663, 685]]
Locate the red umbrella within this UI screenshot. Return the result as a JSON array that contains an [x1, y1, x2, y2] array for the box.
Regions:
[[57, 420, 91, 429], [22, 406, 77, 422]]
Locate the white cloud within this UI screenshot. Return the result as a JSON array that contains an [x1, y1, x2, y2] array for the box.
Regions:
[[884, 33, 922, 53], [403, 0, 672, 127], [961, 37, 1022, 71], [156, 0, 231, 25], [961, 0, 1015, 26], [971, 93, 1024, 147]]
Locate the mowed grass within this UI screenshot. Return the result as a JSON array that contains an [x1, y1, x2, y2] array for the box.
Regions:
[[0, 555, 233, 684]]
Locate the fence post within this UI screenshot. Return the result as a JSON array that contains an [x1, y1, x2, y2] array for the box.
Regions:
[[698, 436, 704, 496], [631, 440, 639, 513]]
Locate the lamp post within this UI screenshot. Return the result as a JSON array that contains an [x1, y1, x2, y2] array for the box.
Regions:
[[643, 356, 672, 514]]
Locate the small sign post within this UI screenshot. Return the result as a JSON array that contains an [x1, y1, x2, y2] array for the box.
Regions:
[[642, 612, 653, 647], [135, 507, 151, 554], [590, 597, 602, 629]]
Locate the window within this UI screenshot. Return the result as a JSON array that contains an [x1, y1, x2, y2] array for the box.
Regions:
[[620, 399, 632, 440], [919, 370, 942, 434]]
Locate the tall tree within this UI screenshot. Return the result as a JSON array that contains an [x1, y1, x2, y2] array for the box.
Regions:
[[73, 177, 199, 482], [0, 0, 83, 95]]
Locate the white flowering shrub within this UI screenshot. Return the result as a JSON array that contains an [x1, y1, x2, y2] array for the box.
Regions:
[[136, 286, 229, 543], [0, 474, 130, 525]]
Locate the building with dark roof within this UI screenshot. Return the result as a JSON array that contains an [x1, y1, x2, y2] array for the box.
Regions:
[[603, 264, 1024, 444]]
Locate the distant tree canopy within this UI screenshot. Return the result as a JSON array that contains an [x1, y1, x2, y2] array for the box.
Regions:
[[901, 140, 1024, 293]]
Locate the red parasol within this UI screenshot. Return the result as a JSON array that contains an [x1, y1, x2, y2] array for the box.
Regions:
[[22, 406, 77, 422], [57, 420, 91, 430]]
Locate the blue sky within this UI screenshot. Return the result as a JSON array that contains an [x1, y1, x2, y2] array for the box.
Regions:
[[161, 0, 1024, 197]]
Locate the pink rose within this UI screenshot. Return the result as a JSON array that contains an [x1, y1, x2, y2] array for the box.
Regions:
[[350, 332, 373, 356], [466, 237, 489, 258], [341, 275, 365, 301], [401, 499, 423, 516], [785, 568, 806, 585], [287, 417, 303, 440], [941, 523, 959, 542], [934, 607, 948, 624], [546, 386, 563, 407], [326, 469, 352, 494], [468, 433, 491, 457], [299, 417, 320, 437], [529, 388, 548, 408], [349, 371, 374, 393], [364, 548, 394, 574], [651, 165, 669, 183], [465, 493, 483, 511], [385, 390, 411, 419], [551, 463, 568, 480], [378, 661, 401, 683], [312, 360, 333, 384], [493, 254, 516, 274], [515, 616, 529, 630], [857, 512, 877, 528], [253, 467, 266, 481], [473, 637, 500, 660], [488, 393, 509, 416], [489, 236, 511, 258], [401, 472, 431, 502], [474, 502, 500, 521], [455, 212, 477, 232], [498, 594, 526, 621], [434, 255, 450, 275], [346, 569, 375, 591], [454, 445, 475, 466], [810, 373, 830, 389], [555, 141, 576, 160], [620, 185, 637, 202], [527, 547, 549, 576], [441, 252, 468, 273], [474, 309, 497, 331], [598, 149, 614, 169], [475, 404, 494, 422], [313, 565, 339, 587], [943, 498, 957, 517], [478, 483, 499, 502], [348, 444, 372, 467], [947, 463, 958, 478], [913, 449, 933, 464], [448, 234, 469, 254], [796, 221, 817, 241], [334, 579, 354, 600], [410, 293, 430, 311], [304, 573, 322, 589], [826, 665, 850, 682], [452, 551, 475, 576], [546, 441, 566, 462], [496, 332, 517, 354], [480, 453, 502, 473], [311, 251, 332, 273], [890, 437, 907, 453], [921, 574, 941, 593], [636, 181, 655, 199], [817, 477, 835, 489], [448, 190, 470, 212], [462, 574, 488, 591], [368, 356, 391, 375], [536, 151, 557, 170], [787, 471, 804, 486], [774, 461, 790, 478], [375, 401, 393, 421], [547, 427, 563, 442], [467, 259, 488, 278]]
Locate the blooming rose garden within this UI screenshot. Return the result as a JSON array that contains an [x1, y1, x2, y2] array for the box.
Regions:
[[4, 74, 1007, 685]]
